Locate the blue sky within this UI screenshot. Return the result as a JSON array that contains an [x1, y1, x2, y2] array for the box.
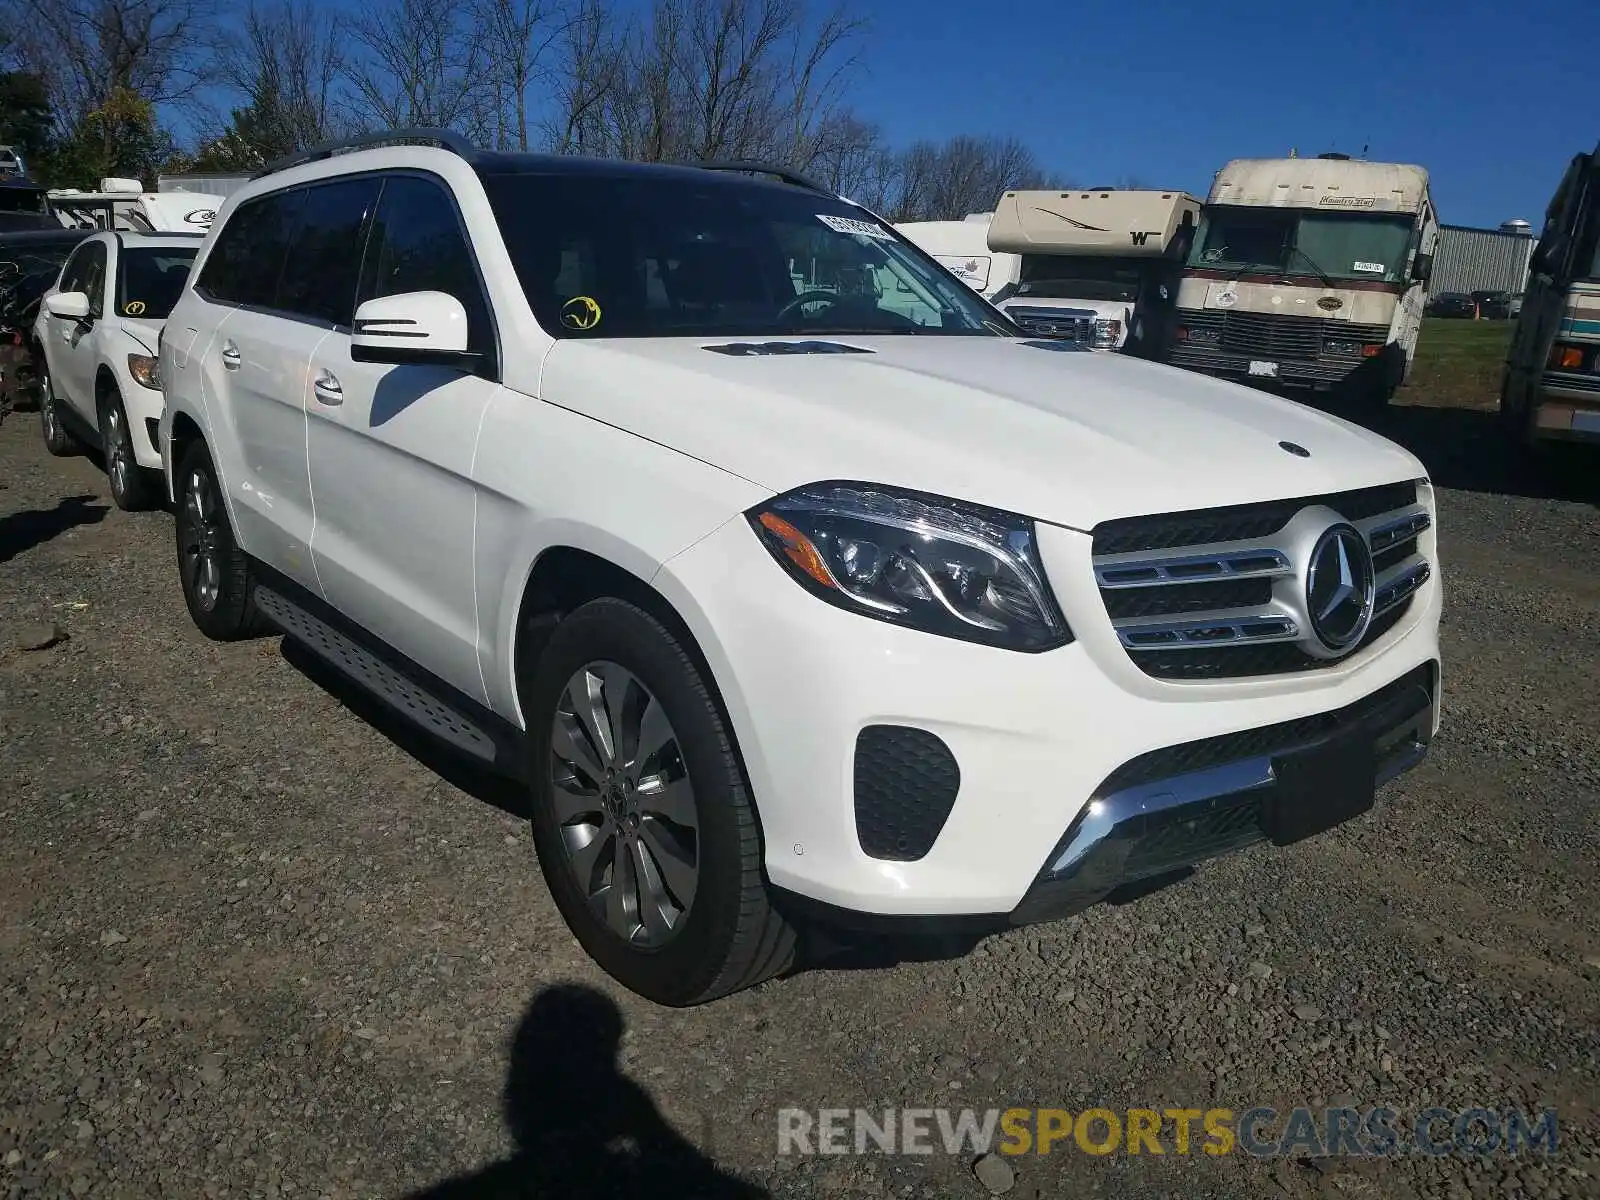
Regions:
[[266, 0, 1585, 230], [846, 0, 1588, 229]]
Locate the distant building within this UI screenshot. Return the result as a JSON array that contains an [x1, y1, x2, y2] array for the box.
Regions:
[[1431, 222, 1535, 295]]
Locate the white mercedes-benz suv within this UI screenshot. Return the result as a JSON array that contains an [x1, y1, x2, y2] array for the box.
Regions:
[[157, 131, 1441, 1006]]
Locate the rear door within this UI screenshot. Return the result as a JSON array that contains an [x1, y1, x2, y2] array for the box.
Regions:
[[192, 180, 378, 593], [305, 172, 500, 701]]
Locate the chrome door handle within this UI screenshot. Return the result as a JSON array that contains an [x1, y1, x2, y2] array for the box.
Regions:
[[313, 371, 343, 405], [220, 342, 241, 370]]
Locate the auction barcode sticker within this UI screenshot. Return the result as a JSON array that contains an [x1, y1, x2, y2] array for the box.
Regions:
[[817, 213, 895, 240]]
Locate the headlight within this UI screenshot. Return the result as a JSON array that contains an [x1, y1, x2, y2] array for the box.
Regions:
[[748, 483, 1072, 651], [1323, 338, 1361, 356], [127, 353, 160, 389], [1092, 318, 1122, 347], [1180, 326, 1220, 345]]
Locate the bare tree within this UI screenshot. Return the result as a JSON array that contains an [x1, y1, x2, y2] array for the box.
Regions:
[[347, 0, 482, 131], [550, 0, 865, 167], [806, 112, 895, 205], [890, 134, 1060, 221], [544, 0, 624, 155], [471, 0, 562, 150], [2, 0, 211, 132], [211, 0, 347, 156]]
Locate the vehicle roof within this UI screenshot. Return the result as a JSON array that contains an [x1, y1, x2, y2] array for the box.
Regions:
[[1208, 157, 1429, 214], [110, 230, 206, 249], [475, 150, 842, 194], [0, 176, 46, 190], [253, 142, 845, 197]]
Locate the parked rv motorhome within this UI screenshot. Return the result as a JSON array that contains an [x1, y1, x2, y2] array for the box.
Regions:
[[896, 189, 1201, 354], [1499, 140, 1600, 449], [890, 213, 1019, 299], [1168, 154, 1437, 405], [985, 188, 1200, 355], [47, 179, 223, 234]]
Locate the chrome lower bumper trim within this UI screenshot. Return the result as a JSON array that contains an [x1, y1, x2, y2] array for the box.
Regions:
[[1008, 662, 1437, 926]]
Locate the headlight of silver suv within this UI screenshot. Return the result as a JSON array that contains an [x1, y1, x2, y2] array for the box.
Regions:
[[748, 483, 1072, 651]]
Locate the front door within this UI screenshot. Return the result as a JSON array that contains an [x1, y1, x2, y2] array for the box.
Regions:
[[45, 239, 107, 420], [306, 172, 501, 702]]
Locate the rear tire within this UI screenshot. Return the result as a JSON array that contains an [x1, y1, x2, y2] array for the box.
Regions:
[[174, 440, 267, 640], [39, 371, 80, 457], [100, 388, 160, 511], [524, 598, 796, 1006]]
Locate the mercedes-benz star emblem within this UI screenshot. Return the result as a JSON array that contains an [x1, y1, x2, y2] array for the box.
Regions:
[[1306, 524, 1375, 652]]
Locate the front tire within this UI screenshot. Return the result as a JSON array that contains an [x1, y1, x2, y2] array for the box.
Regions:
[[39, 371, 80, 457], [100, 388, 160, 511], [174, 441, 267, 640], [525, 598, 796, 1006]]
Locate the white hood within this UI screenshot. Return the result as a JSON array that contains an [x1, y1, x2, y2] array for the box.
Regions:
[[539, 336, 1425, 531]]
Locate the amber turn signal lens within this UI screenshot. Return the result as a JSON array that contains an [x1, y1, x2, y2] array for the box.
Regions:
[[757, 512, 837, 589]]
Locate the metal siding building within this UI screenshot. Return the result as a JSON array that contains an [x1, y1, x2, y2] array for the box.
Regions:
[[1432, 224, 1535, 294]]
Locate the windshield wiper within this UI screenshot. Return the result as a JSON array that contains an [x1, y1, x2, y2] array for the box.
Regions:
[[1285, 244, 1337, 287]]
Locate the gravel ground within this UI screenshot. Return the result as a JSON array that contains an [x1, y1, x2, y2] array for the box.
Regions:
[[2, 406, 1597, 1200]]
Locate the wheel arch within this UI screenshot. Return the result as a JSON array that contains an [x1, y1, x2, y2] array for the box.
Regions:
[[94, 362, 119, 407], [165, 408, 207, 503], [507, 539, 765, 830]]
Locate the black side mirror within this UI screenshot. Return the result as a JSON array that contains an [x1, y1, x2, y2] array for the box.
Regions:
[[1412, 252, 1433, 285]]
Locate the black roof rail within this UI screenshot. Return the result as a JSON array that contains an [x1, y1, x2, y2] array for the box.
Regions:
[[691, 160, 834, 196], [250, 128, 475, 181]]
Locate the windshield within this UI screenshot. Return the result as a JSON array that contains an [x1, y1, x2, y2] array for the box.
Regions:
[[1017, 255, 1144, 303], [116, 246, 196, 320], [480, 171, 1012, 339], [1188, 207, 1416, 284]]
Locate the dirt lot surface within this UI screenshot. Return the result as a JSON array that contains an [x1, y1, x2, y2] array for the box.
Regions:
[[1, 398, 1597, 1199]]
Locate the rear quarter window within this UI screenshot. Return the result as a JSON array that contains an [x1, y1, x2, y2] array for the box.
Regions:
[[195, 190, 304, 309]]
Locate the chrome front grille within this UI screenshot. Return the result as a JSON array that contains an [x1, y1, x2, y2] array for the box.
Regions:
[[1007, 306, 1095, 343], [1090, 481, 1431, 680], [1177, 309, 1391, 362]]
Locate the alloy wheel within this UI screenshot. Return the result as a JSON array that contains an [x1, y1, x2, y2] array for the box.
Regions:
[[549, 662, 699, 947], [179, 467, 222, 611], [105, 404, 131, 499]]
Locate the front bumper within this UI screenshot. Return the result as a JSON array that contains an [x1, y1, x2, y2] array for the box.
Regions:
[[1008, 659, 1434, 926], [1533, 372, 1600, 443], [1167, 344, 1367, 389], [657, 513, 1443, 921]]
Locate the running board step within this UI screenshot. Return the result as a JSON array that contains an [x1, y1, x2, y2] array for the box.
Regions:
[[254, 586, 498, 764]]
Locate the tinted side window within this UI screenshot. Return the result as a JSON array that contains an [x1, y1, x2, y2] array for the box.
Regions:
[[196, 191, 304, 308], [77, 243, 108, 316], [56, 244, 91, 294], [278, 177, 381, 325], [358, 176, 492, 354]]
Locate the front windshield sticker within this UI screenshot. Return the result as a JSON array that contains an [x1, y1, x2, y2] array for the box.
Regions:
[[560, 295, 602, 330], [123, 300, 146, 315], [1352, 261, 1385, 274], [815, 214, 895, 241]]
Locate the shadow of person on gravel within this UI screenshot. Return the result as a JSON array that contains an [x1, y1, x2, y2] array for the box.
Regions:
[[0, 493, 108, 564], [403, 983, 769, 1199]]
